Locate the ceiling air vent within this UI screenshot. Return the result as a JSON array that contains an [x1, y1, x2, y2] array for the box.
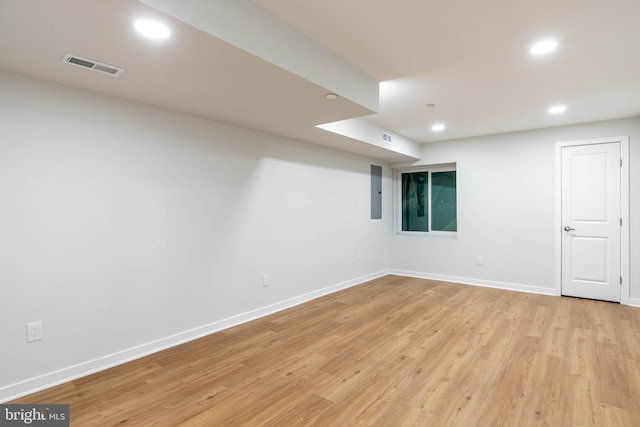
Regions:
[[62, 54, 125, 77], [382, 132, 392, 144]]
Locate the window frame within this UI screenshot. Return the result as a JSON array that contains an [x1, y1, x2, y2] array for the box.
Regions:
[[395, 163, 457, 238]]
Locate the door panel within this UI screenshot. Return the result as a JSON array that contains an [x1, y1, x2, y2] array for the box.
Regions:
[[571, 237, 607, 283], [570, 152, 607, 221], [561, 142, 620, 302]]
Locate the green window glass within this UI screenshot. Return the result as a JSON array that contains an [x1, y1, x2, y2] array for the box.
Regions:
[[401, 172, 429, 232], [431, 171, 457, 231], [400, 168, 456, 234]]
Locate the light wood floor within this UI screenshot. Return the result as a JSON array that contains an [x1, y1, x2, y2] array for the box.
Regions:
[[12, 275, 640, 426]]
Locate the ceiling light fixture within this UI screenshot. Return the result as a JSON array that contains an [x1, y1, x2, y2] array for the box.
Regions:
[[426, 104, 436, 108], [134, 19, 171, 40], [548, 105, 567, 114], [431, 123, 445, 132], [325, 93, 338, 100], [530, 39, 558, 56]]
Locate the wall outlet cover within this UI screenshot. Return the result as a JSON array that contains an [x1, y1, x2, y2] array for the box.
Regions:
[[27, 321, 43, 342]]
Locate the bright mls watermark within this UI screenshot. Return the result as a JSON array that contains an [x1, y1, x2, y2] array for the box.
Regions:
[[0, 405, 69, 426]]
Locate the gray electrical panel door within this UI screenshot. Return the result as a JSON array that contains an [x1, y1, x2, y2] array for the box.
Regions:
[[371, 165, 382, 219]]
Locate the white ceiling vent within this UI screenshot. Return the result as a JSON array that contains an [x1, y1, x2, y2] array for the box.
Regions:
[[62, 54, 125, 77], [382, 132, 392, 144]]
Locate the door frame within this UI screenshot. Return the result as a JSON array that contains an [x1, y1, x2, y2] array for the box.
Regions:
[[555, 136, 629, 304]]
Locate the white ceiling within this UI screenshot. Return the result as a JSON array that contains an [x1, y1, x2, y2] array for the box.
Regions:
[[253, 0, 640, 141], [2, 0, 639, 162]]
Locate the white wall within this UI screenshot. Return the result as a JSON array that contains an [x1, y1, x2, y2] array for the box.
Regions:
[[390, 117, 640, 301], [0, 71, 392, 401]]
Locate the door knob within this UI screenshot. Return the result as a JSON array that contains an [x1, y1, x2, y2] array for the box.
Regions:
[[564, 226, 575, 232]]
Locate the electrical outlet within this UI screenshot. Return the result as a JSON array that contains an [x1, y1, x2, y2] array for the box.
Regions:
[[357, 251, 363, 261], [476, 256, 484, 266], [262, 273, 270, 287], [27, 321, 43, 343]]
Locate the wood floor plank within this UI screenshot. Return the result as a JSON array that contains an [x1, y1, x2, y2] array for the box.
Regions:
[[10, 275, 640, 426]]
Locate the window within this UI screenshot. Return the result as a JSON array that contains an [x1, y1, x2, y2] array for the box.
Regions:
[[397, 165, 457, 235]]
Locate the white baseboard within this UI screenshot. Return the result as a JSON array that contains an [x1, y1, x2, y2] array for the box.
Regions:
[[0, 270, 388, 403], [390, 270, 640, 308], [389, 269, 557, 296]]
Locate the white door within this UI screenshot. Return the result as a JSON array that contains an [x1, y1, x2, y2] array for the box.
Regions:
[[561, 142, 621, 302]]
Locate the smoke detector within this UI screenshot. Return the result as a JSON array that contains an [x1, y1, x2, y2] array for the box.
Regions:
[[62, 54, 125, 77]]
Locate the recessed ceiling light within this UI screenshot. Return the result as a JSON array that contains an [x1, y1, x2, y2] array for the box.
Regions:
[[134, 19, 171, 40], [530, 39, 558, 56], [325, 93, 338, 100], [431, 123, 445, 132], [548, 105, 567, 114]]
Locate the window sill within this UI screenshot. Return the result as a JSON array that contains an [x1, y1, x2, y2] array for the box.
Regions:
[[396, 231, 458, 239]]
